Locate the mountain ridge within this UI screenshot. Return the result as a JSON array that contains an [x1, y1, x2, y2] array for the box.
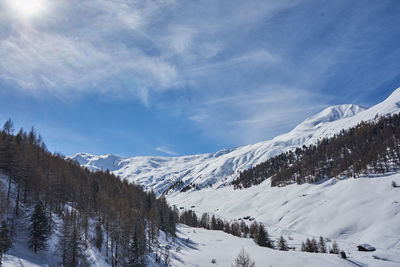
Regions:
[[70, 88, 400, 195]]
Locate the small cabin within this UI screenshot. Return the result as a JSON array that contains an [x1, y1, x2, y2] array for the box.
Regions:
[[357, 244, 376, 252]]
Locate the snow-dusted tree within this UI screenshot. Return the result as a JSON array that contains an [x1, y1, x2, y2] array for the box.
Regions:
[[318, 236, 327, 253], [29, 201, 50, 253], [0, 221, 11, 265], [278, 236, 289, 251], [232, 248, 255, 267]]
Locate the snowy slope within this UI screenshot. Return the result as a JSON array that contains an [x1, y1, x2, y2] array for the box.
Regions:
[[168, 173, 400, 267], [165, 225, 357, 267], [70, 88, 400, 195]]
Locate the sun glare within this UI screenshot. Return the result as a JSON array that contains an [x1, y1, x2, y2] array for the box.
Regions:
[[11, 0, 46, 17]]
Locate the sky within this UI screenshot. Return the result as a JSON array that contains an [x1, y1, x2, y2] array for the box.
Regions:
[[0, 0, 400, 157]]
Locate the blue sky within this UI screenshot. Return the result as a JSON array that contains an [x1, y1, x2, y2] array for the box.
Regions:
[[0, 0, 400, 157]]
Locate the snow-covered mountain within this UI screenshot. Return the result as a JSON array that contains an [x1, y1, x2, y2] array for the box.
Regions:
[[70, 88, 400, 196]]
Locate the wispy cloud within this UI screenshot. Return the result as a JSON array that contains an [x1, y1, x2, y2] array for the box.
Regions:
[[0, 0, 178, 102], [185, 50, 277, 75], [155, 146, 179, 156], [188, 87, 330, 144], [0, 0, 295, 104]]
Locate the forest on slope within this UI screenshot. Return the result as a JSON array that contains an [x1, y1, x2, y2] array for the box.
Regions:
[[0, 119, 177, 266], [233, 113, 400, 188]]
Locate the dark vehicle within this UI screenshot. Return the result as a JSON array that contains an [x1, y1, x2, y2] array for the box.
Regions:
[[357, 244, 376, 251]]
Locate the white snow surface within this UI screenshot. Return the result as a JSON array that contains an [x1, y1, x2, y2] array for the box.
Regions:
[[165, 225, 355, 267], [70, 88, 400, 196], [168, 173, 400, 266]]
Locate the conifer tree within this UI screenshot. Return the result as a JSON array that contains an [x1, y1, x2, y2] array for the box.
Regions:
[[256, 224, 267, 247], [211, 215, 217, 230], [305, 238, 313, 252], [311, 238, 318, 253], [278, 236, 289, 251], [0, 221, 11, 265], [95, 219, 103, 252], [128, 223, 147, 267], [29, 201, 50, 253], [69, 217, 87, 267], [318, 236, 327, 253], [256, 224, 274, 248], [249, 222, 258, 239]]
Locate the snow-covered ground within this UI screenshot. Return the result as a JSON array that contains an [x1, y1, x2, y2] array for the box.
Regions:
[[167, 225, 352, 267], [70, 88, 400, 196], [168, 173, 400, 266]]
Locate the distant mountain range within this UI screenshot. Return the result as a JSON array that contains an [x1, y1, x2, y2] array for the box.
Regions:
[[70, 88, 400, 196]]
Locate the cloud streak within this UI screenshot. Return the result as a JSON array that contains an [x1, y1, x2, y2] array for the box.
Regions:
[[155, 146, 179, 156], [188, 87, 330, 144]]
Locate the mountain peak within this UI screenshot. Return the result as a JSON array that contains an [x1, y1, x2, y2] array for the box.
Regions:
[[294, 104, 366, 130], [69, 152, 124, 172]]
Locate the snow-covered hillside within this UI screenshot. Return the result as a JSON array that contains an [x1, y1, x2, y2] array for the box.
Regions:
[[71, 88, 400, 196], [168, 172, 400, 266], [166, 225, 356, 267], [167, 223, 399, 267]]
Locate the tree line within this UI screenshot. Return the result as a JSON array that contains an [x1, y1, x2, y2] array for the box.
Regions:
[[179, 209, 345, 257], [0, 119, 178, 266], [233, 113, 400, 188], [180, 210, 300, 251]]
